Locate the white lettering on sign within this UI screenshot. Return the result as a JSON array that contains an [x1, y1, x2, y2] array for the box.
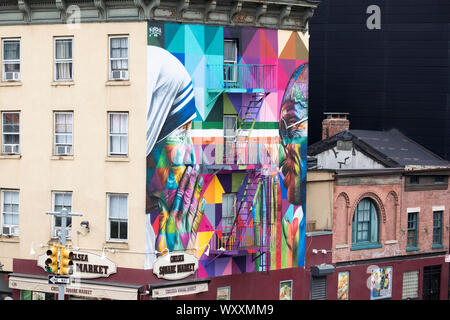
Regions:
[[153, 252, 199, 281]]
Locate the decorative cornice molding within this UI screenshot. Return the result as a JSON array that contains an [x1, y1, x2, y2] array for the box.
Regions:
[[17, 0, 31, 23], [55, 0, 67, 22], [134, 0, 160, 20], [255, 4, 267, 25], [176, 0, 189, 21], [279, 5, 291, 26], [1, 1, 319, 31], [229, 1, 242, 25], [94, 0, 106, 20], [204, 0, 216, 23]]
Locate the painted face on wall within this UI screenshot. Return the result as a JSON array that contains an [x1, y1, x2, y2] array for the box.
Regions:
[[279, 63, 308, 205]]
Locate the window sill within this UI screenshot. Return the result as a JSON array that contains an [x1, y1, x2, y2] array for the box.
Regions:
[[51, 155, 74, 160], [106, 80, 131, 86], [432, 244, 444, 249], [350, 243, 382, 251], [0, 154, 21, 159], [51, 81, 75, 87], [106, 156, 129, 162], [0, 235, 20, 242], [0, 81, 22, 87], [406, 246, 420, 252], [104, 241, 128, 250]]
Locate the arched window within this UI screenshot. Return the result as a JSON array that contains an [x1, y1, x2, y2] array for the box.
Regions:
[[352, 198, 380, 249]]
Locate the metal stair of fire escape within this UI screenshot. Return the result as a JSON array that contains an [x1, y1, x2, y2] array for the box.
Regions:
[[225, 171, 261, 252], [235, 92, 268, 143]]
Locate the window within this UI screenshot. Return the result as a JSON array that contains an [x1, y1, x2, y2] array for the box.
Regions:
[[1, 190, 19, 236], [2, 111, 20, 154], [402, 270, 419, 299], [434, 176, 445, 184], [223, 39, 237, 83], [432, 211, 442, 246], [409, 176, 419, 184], [52, 192, 72, 238], [407, 212, 418, 248], [352, 198, 379, 246], [2, 39, 20, 81], [108, 194, 128, 241], [54, 112, 73, 155], [54, 38, 73, 81], [222, 193, 236, 233], [109, 36, 129, 80], [108, 112, 128, 156]]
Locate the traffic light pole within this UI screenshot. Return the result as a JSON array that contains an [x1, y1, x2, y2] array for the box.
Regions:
[[46, 208, 82, 300]]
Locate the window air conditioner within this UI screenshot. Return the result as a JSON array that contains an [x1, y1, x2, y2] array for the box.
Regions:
[[4, 72, 20, 81], [2, 226, 18, 236], [3, 144, 19, 154], [110, 70, 128, 80], [56, 145, 72, 155]]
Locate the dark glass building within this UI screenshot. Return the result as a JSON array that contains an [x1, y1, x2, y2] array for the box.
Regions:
[[308, 0, 450, 160]]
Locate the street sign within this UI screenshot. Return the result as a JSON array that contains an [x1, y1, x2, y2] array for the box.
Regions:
[[48, 275, 70, 285]]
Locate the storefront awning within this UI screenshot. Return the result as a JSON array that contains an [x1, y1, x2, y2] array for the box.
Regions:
[[149, 278, 211, 299], [9, 273, 143, 300]]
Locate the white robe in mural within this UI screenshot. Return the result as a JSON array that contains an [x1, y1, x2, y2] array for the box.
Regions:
[[146, 45, 197, 157]]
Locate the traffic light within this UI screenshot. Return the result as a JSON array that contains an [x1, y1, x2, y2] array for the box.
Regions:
[[45, 245, 59, 274], [59, 246, 73, 275]]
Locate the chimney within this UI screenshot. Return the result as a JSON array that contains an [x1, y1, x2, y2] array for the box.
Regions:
[[322, 112, 350, 140]]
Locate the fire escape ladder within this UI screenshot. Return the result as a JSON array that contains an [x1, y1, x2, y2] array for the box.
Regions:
[[235, 92, 268, 143], [225, 171, 261, 250]]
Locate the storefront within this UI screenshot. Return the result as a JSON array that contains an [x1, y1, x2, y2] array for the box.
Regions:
[[9, 273, 144, 300]]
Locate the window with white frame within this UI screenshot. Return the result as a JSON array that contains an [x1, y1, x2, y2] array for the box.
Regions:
[[54, 112, 73, 155], [54, 38, 73, 81], [2, 39, 20, 81], [2, 111, 20, 154], [223, 39, 237, 83], [109, 36, 129, 80], [108, 194, 128, 241], [402, 270, 419, 299], [52, 192, 72, 238], [108, 112, 128, 156], [1, 190, 19, 236]]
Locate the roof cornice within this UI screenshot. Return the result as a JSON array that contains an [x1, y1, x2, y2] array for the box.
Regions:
[[0, 0, 320, 31]]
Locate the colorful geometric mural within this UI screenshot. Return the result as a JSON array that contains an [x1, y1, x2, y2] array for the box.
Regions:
[[145, 22, 308, 278]]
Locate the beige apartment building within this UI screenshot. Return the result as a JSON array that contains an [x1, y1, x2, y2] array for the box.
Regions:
[[0, 21, 150, 298]]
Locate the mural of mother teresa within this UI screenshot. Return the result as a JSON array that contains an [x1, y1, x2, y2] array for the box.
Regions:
[[145, 46, 206, 259]]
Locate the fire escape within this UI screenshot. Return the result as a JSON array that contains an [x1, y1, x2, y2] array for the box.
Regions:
[[206, 62, 275, 270]]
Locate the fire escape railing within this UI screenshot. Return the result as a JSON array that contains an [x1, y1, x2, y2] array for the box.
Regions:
[[206, 64, 277, 91]]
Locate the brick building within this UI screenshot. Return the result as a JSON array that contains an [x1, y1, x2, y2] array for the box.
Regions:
[[307, 115, 450, 300]]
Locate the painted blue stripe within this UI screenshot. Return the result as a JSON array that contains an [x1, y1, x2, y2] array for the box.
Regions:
[[171, 86, 194, 110], [175, 81, 192, 99], [157, 98, 196, 142]]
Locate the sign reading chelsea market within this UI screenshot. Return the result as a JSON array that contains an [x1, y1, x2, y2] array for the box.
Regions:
[[37, 251, 117, 279], [153, 252, 198, 281]]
